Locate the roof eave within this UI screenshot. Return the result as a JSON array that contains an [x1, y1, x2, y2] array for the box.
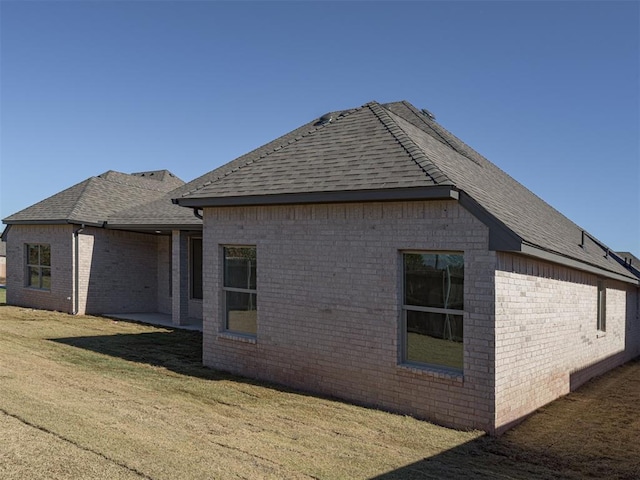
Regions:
[[458, 192, 638, 285], [0, 225, 10, 242], [175, 185, 459, 208], [2, 219, 105, 228], [458, 192, 523, 251], [105, 222, 202, 232], [520, 243, 639, 285]]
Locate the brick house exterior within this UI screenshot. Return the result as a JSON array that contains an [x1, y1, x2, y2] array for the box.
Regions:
[[193, 202, 639, 433], [4, 101, 639, 433], [177, 101, 640, 433], [2, 170, 204, 323], [201, 201, 497, 431]]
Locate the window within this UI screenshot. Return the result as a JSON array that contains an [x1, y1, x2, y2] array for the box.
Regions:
[[223, 246, 257, 335], [26, 244, 51, 290], [402, 252, 464, 371], [597, 279, 606, 332], [191, 237, 203, 300]]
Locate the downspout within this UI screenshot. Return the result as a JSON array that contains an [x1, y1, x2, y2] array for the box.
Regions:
[[72, 224, 85, 315], [192, 208, 203, 220]]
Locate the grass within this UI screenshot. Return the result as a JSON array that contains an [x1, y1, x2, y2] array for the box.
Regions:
[[0, 305, 639, 479], [0, 287, 5, 304]]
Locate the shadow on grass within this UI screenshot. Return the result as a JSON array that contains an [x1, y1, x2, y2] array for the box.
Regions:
[[48, 326, 639, 480], [50, 328, 236, 382], [370, 423, 638, 480], [47, 330, 584, 479], [368, 436, 573, 480], [49, 327, 333, 400]]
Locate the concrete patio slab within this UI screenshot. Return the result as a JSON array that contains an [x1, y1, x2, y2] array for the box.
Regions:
[[103, 313, 203, 332]]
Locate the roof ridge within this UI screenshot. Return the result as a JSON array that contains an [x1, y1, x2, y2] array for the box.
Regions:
[[413, 106, 489, 167], [398, 101, 460, 149], [180, 105, 364, 198], [130, 169, 179, 181], [66, 177, 96, 221], [100, 170, 177, 192], [392, 101, 483, 167], [369, 102, 453, 185]]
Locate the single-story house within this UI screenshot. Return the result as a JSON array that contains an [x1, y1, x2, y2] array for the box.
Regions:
[[3, 101, 639, 434], [1, 169, 205, 319]]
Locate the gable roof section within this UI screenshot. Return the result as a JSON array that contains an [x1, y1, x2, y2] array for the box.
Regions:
[[177, 100, 637, 284], [3, 170, 185, 227]]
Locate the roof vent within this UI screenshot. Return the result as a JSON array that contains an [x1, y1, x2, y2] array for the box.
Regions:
[[314, 113, 333, 126], [421, 108, 436, 120]]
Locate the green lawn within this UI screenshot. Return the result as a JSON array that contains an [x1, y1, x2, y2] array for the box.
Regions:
[[1, 305, 639, 479], [0, 287, 5, 304]]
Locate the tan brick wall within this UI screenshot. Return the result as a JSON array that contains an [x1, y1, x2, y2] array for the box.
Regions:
[[79, 228, 159, 314], [6, 225, 166, 315], [494, 252, 640, 432], [202, 200, 497, 431], [6, 225, 75, 313]]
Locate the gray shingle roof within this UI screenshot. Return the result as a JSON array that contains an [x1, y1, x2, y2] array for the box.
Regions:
[[616, 251, 640, 279], [617, 251, 640, 266], [180, 104, 451, 201], [107, 105, 424, 229], [178, 100, 636, 283], [3, 99, 634, 283], [3, 170, 185, 226]]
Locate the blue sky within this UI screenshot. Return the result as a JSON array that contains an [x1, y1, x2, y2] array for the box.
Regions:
[[1, 1, 638, 254]]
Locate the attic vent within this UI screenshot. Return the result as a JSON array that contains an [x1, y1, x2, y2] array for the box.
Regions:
[[421, 108, 436, 120], [314, 113, 333, 126]]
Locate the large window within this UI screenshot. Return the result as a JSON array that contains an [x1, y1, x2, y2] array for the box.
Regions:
[[26, 244, 51, 290], [191, 237, 203, 300], [223, 246, 257, 336], [597, 279, 606, 332], [402, 252, 464, 371]]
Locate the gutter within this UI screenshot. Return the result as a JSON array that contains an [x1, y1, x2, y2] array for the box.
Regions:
[[519, 243, 639, 285], [2, 219, 105, 227], [174, 185, 460, 208], [105, 223, 202, 232]]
